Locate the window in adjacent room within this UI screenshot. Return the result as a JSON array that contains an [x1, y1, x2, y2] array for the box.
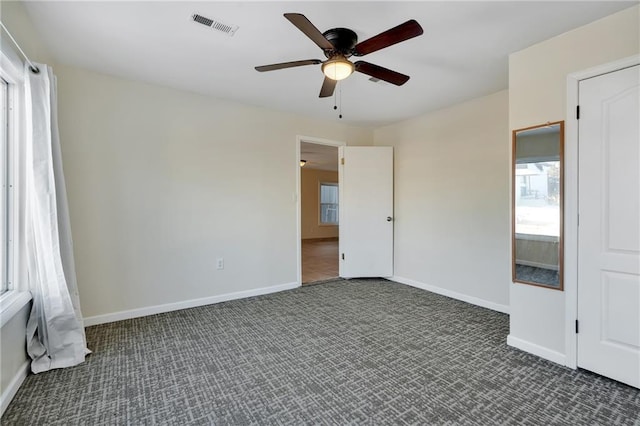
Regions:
[[514, 160, 561, 237], [319, 182, 338, 225]]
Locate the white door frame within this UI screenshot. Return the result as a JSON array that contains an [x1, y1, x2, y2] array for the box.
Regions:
[[564, 54, 640, 369], [296, 135, 346, 285]]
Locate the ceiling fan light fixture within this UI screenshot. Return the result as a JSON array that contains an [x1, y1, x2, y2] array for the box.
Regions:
[[322, 56, 354, 81]]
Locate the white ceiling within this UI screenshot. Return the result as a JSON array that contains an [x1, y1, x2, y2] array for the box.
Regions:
[[21, 1, 637, 127]]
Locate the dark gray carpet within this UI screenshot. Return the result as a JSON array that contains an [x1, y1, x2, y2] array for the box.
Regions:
[[3, 279, 639, 425], [515, 264, 560, 287]]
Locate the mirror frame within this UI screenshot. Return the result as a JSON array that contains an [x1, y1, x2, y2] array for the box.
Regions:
[[511, 121, 564, 290]]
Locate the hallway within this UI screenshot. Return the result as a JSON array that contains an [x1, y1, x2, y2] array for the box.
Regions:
[[301, 239, 339, 284]]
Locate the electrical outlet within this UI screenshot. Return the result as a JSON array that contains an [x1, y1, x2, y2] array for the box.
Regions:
[[216, 258, 224, 270]]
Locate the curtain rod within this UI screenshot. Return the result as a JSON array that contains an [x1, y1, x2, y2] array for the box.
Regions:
[[0, 21, 40, 74]]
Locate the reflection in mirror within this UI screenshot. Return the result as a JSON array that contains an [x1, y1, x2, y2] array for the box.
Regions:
[[512, 121, 563, 290]]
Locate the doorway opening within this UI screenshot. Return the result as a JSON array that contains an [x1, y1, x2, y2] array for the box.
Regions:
[[298, 139, 342, 285]]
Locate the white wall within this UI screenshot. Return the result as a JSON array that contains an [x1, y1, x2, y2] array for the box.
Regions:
[[0, 1, 54, 66], [374, 90, 510, 312], [510, 5, 639, 130], [54, 64, 372, 321], [508, 5, 639, 361]]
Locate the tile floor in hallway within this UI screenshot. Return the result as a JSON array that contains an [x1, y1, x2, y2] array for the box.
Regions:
[[301, 238, 339, 284]]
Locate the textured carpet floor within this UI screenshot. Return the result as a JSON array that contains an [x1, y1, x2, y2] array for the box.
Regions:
[[515, 265, 559, 287], [3, 279, 639, 425]]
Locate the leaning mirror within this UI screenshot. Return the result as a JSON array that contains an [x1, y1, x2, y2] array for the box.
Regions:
[[512, 121, 564, 290]]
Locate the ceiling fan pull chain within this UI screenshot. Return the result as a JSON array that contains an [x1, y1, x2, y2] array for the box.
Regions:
[[339, 83, 343, 119]]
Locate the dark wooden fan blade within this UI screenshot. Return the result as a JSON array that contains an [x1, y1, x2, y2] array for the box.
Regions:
[[354, 61, 410, 86], [255, 59, 322, 72], [319, 77, 337, 98], [284, 13, 334, 50], [354, 20, 423, 56]]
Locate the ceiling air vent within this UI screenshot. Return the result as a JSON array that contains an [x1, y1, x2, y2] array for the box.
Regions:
[[191, 13, 239, 37]]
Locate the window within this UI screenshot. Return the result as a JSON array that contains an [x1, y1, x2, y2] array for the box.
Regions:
[[514, 160, 560, 237], [319, 183, 338, 225], [1, 77, 9, 293]]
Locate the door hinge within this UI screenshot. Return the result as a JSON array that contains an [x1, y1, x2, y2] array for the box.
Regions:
[[575, 319, 579, 334], [576, 105, 580, 120], [341, 253, 345, 260], [341, 158, 345, 165]]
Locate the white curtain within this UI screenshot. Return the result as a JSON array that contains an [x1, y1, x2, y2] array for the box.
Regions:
[[24, 63, 89, 373]]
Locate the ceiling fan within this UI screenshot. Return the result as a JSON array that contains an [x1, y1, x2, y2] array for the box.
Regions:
[[255, 13, 424, 98]]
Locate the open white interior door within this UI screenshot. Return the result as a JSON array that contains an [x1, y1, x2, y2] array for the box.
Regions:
[[339, 146, 393, 278], [577, 64, 640, 388]]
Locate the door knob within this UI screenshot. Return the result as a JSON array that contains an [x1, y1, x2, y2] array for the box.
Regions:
[[387, 216, 393, 222]]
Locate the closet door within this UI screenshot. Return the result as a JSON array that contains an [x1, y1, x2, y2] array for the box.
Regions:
[[577, 65, 640, 388]]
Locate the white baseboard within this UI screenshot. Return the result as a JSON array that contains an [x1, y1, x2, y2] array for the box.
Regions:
[[83, 281, 300, 327], [390, 276, 510, 314], [507, 334, 567, 366], [1, 360, 29, 416]]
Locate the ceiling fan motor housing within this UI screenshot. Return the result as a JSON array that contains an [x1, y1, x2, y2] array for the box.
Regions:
[[322, 28, 358, 57]]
